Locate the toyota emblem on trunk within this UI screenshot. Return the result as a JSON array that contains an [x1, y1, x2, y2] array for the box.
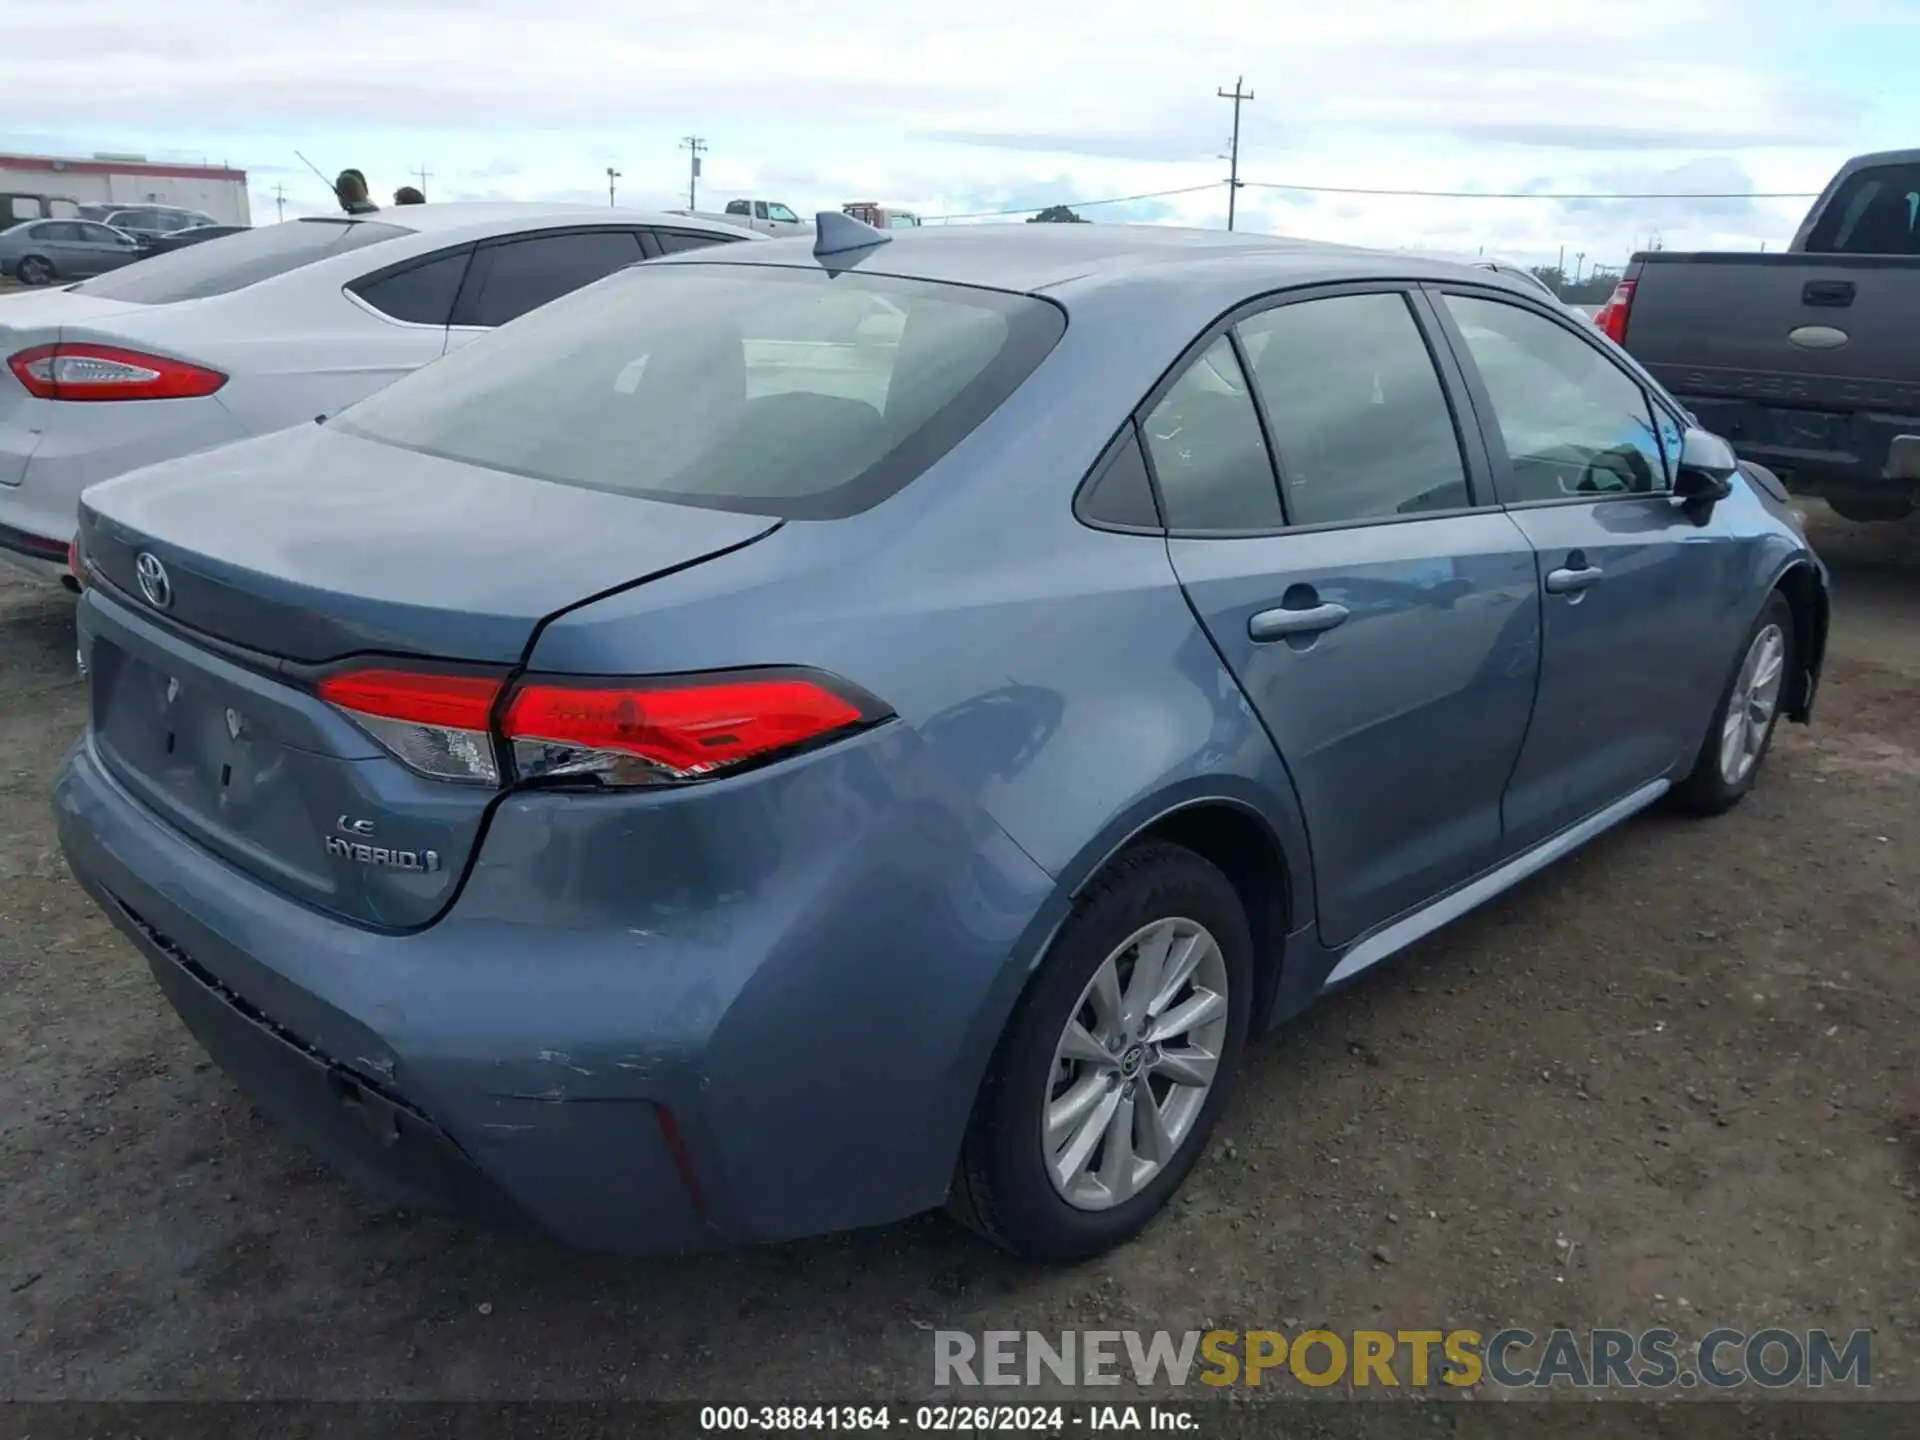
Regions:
[[134, 552, 172, 610]]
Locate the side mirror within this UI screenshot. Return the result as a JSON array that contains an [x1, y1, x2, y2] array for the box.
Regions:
[[1888, 434, 1920, 483], [1673, 427, 1737, 505]]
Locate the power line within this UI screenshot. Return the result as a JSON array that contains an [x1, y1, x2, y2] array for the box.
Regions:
[[922, 177, 1821, 225], [1242, 181, 1822, 200], [925, 184, 1220, 222]]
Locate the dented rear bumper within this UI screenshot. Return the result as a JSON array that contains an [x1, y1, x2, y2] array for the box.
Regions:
[[53, 716, 1061, 1253]]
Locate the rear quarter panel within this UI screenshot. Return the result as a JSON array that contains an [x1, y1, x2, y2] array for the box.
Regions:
[[158, 289, 449, 432], [520, 302, 1319, 1186]]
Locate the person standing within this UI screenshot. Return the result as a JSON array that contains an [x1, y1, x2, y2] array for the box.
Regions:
[[334, 169, 379, 215]]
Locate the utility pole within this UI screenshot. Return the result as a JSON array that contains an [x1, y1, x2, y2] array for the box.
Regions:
[[273, 182, 286, 223], [414, 163, 431, 200], [606, 166, 621, 207], [1557, 243, 1565, 278], [1574, 251, 1586, 283], [681, 136, 708, 209], [1216, 77, 1253, 231]]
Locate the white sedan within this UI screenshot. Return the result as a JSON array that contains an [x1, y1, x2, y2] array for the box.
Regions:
[[0, 203, 760, 585]]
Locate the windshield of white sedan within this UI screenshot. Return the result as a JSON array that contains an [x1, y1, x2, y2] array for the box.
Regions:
[[72, 217, 412, 303], [332, 264, 1066, 519]]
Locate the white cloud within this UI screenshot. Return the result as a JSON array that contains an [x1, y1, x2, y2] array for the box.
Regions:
[[0, 0, 1899, 265]]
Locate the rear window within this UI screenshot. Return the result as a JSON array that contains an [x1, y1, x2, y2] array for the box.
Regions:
[[1803, 162, 1920, 255], [71, 217, 412, 303], [333, 264, 1065, 519]]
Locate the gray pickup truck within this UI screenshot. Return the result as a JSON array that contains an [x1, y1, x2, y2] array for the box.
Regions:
[[1603, 148, 1920, 521]]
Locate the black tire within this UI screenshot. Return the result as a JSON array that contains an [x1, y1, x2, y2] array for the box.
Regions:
[[1827, 494, 1913, 523], [16, 255, 54, 286], [950, 841, 1254, 1262], [1672, 591, 1796, 816]]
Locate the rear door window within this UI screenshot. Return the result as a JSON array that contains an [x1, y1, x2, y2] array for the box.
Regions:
[[349, 247, 474, 325], [1141, 337, 1284, 531], [1804, 162, 1920, 255], [1236, 292, 1472, 524], [72, 218, 412, 303], [454, 230, 646, 328], [335, 264, 1065, 519]]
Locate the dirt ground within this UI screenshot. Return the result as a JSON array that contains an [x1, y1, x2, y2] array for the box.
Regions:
[[1, 506, 1915, 1405]]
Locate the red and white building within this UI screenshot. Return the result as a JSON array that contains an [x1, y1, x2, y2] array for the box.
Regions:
[[1, 152, 250, 226]]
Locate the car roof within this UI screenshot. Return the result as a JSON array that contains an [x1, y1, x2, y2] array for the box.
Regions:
[[324, 202, 763, 243], [663, 222, 1545, 318]]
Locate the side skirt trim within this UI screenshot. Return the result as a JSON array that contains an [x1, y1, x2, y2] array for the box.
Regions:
[[1323, 778, 1670, 988]]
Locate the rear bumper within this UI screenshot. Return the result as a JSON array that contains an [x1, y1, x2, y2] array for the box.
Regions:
[[0, 518, 69, 585], [54, 717, 1061, 1253], [1674, 395, 1920, 500], [0, 395, 248, 568], [129, 899, 535, 1231]]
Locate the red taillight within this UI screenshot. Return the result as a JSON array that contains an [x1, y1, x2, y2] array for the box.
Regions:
[[1592, 279, 1637, 346], [503, 672, 881, 786], [316, 665, 887, 788], [317, 668, 505, 785], [8, 342, 228, 401]]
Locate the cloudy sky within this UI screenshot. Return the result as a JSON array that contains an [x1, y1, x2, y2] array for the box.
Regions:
[[2, 0, 1912, 270]]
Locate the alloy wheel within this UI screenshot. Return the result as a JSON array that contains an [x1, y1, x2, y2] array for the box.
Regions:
[[1042, 916, 1230, 1211], [1719, 622, 1787, 785]]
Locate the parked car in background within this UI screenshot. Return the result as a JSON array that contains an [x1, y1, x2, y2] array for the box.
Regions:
[[711, 198, 812, 234], [75, 204, 220, 243], [0, 204, 760, 584], [0, 217, 143, 285], [3, 193, 82, 224], [1605, 146, 1920, 522], [842, 200, 922, 228], [1471, 259, 1597, 323], [55, 219, 1827, 1264], [138, 223, 250, 255]]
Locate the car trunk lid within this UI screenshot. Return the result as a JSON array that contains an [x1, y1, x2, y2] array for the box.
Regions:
[[76, 424, 780, 929], [78, 423, 779, 664]]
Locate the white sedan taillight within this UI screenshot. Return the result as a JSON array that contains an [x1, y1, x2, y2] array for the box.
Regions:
[[8, 342, 227, 401]]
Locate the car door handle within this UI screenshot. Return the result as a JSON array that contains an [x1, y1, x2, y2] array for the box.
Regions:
[[1802, 279, 1855, 308], [1544, 565, 1603, 594], [1249, 602, 1349, 641]]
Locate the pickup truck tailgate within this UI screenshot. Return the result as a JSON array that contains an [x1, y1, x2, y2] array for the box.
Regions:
[[1623, 254, 1920, 485]]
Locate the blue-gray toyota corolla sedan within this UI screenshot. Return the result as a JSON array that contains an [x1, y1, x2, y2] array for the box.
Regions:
[[55, 216, 1829, 1262]]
